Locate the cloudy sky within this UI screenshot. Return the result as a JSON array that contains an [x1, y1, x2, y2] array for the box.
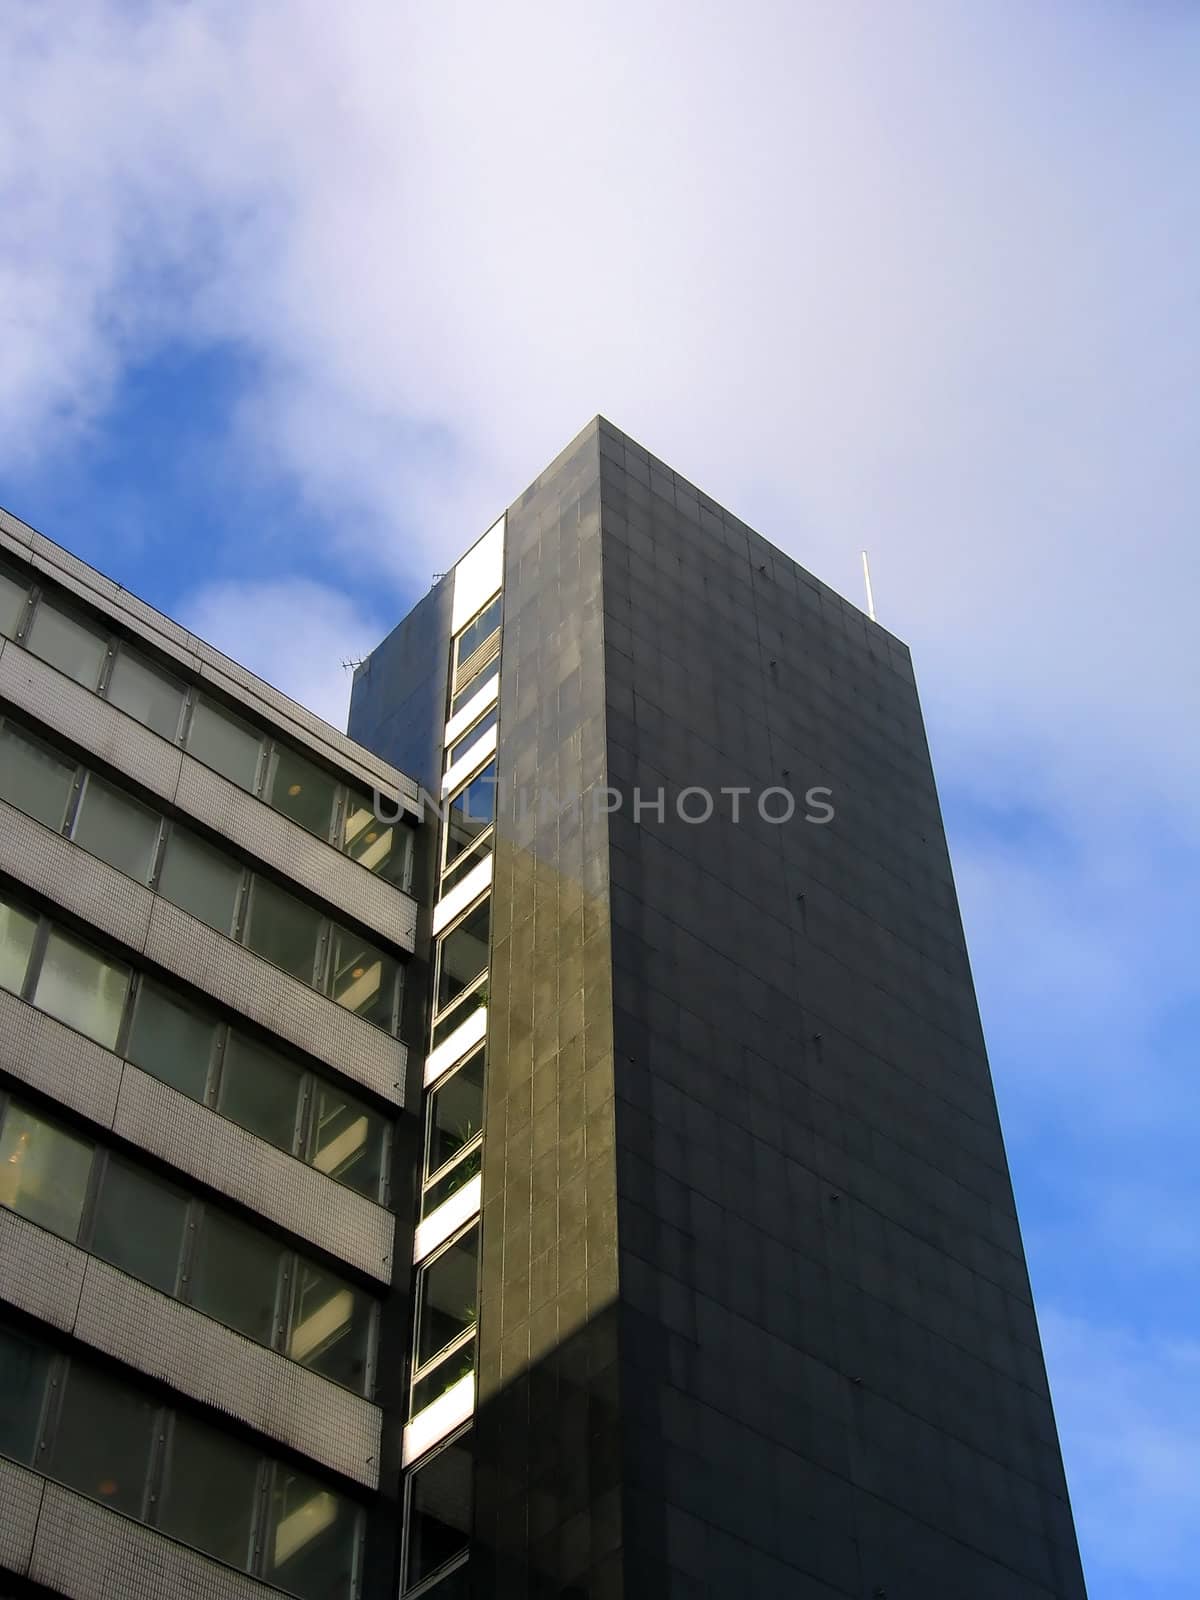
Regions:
[[2, 3, 1198, 1592]]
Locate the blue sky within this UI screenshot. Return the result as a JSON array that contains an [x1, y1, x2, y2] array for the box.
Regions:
[[2, 3, 1198, 1593]]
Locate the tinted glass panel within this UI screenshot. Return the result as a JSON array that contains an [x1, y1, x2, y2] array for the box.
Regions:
[[244, 877, 321, 984], [265, 1464, 362, 1600], [72, 777, 161, 883], [49, 1362, 155, 1518], [343, 795, 409, 885], [157, 828, 243, 935], [446, 707, 498, 769], [435, 901, 490, 1016], [0, 1325, 52, 1465], [106, 647, 186, 741], [444, 761, 497, 867], [190, 1207, 283, 1344], [0, 722, 77, 829], [288, 1260, 373, 1394], [430, 985, 485, 1050], [125, 982, 217, 1101], [0, 1102, 93, 1240], [267, 745, 338, 840], [159, 1411, 259, 1570], [216, 1032, 302, 1152], [329, 927, 397, 1032], [186, 697, 262, 790], [405, 1434, 473, 1587], [439, 831, 492, 898], [34, 929, 129, 1049], [91, 1157, 187, 1295], [0, 567, 29, 638], [421, 1145, 481, 1218], [412, 1337, 475, 1414], [0, 897, 38, 995], [26, 597, 108, 689], [309, 1080, 387, 1200], [427, 1051, 484, 1177], [449, 654, 498, 719], [415, 1229, 478, 1369], [454, 596, 501, 667]]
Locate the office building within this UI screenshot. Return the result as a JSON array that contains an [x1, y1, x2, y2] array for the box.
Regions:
[[0, 417, 1086, 1600]]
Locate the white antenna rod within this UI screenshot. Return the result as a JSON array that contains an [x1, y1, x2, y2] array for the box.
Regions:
[[861, 551, 877, 622]]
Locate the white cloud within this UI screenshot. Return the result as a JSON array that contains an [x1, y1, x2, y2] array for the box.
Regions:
[[178, 577, 384, 731]]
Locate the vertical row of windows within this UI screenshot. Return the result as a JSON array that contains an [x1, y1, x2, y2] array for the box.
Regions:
[[0, 885, 390, 1201], [399, 588, 502, 1593], [0, 558, 413, 886], [0, 716, 404, 1034], [0, 1093, 377, 1394], [0, 1322, 364, 1599]]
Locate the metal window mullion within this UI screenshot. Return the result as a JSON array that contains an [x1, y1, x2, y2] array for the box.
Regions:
[[74, 1144, 109, 1254], [19, 913, 53, 1005], [14, 585, 43, 647], [314, 916, 332, 994], [231, 865, 254, 945], [177, 1195, 202, 1305], [34, 1348, 70, 1473], [95, 638, 118, 700], [178, 686, 199, 752], [207, 1020, 233, 1112], [60, 760, 89, 839], [275, 1248, 294, 1356], [145, 1402, 173, 1527], [250, 1455, 273, 1577]]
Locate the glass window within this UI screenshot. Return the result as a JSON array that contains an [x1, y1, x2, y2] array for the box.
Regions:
[[415, 1228, 479, 1371], [0, 1101, 93, 1240], [125, 981, 218, 1101], [216, 1032, 302, 1153], [244, 877, 322, 984], [308, 1079, 387, 1201], [446, 707, 498, 770], [106, 647, 186, 741], [33, 928, 130, 1050], [0, 721, 77, 830], [71, 776, 161, 884], [186, 697, 263, 791], [264, 1463, 362, 1600], [91, 1156, 187, 1296], [426, 1050, 484, 1179], [453, 596, 502, 670], [159, 1411, 260, 1571], [435, 900, 491, 1017], [411, 1337, 475, 1415], [0, 896, 39, 995], [0, 566, 30, 638], [25, 596, 108, 689], [0, 1324, 52, 1465], [444, 761, 497, 869], [267, 745, 339, 841], [430, 984, 486, 1051], [287, 1259, 374, 1394], [157, 827, 244, 935], [449, 654, 498, 719], [343, 794, 410, 886], [329, 926, 397, 1032], [422, 1146, 482, 1218], [49, 1361, 156, 1519], [404, 1433, 473, 1589], [189, 1206, 283, 1345], [440, 831, 492, 898]]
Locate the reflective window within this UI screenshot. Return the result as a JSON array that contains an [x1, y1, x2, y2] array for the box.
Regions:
[[426, 1050, 484, 1179], [72, 776, 161, 883], [330, 925, 397, 1030], [33, 928, 129, 1050], [453, 596, 501, 670], [449, 654, 498, 719], [0, 721, 77, 830], [186, 697, 263, 790], [430, 983, 485, 1050], [25, 596, 108, 689], [404, 1433, 473, 1589], [0, 1324, 52, 1465], [0, 1102, 94, 1239], [265, 1462, 363, 1600], [91, 1156, 188, 1296], [267, 745, 338, 841], [411, 1337, 475, 1414], [288, 1259, 374, 1394], [308, 1079, 387, 1201], [435, 900, 491, 1017], [216, 1032, 302, 1153], [344, 794, 410, 886], [244, 876, 322, 984], [125, 981, 218, 1101], [444, 760, 497, 869], [446, 706, 498, 770], [415, 1228, 479, 1371], [422, 1146, 482, 1218], [159, 1411, 260, 1570], [0, 566, 29, 638], [0, 896, 38, 995], [158, 827, 244, 935], [190, 1207, 283, 1344], [440, 831, 492, 898], [49, 1362, 156, 1519], [106, 646, 186, 741]]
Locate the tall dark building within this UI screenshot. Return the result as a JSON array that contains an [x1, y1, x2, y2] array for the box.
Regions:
[[0, 417, 1085, 1600]]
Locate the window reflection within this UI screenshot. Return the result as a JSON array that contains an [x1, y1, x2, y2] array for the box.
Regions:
[[0, 1103, 93, 1239], [26, 597, 108, 690], [0, 721, 77, 830], [435, 900, 491, 1017], [33, 929, 129, 1050]]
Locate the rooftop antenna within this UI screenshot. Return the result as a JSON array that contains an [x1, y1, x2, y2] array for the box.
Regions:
[[860, 551, 877, 622], [340, 657, 367, 673]]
